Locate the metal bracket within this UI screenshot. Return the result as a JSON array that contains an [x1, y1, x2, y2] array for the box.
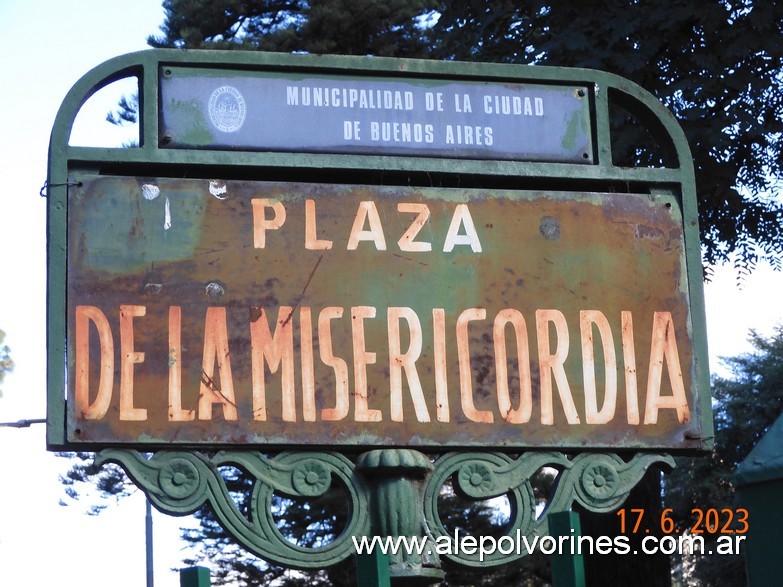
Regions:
[[99, 448, 673, 581]]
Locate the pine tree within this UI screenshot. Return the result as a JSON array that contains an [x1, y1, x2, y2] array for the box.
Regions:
[[143, 0, 783, 272], [0, 329, 12, 398]]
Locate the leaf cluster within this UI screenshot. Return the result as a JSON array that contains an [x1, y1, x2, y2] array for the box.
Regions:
[[148, 0, 439, 58], [177, 465, 354, 585]]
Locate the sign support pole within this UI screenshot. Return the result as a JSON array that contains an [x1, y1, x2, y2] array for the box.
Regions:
[[179, 567, 211, 587], [549, 511, 586, 587], [355, 551, 391, 587]]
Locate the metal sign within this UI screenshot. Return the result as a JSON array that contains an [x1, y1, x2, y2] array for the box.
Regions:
[[160, 68, 592, 162], [68, 176, 695, 448], [47, 50, 711, 453]]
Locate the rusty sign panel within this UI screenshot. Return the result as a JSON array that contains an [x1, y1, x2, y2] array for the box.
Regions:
[[160, 67, 592, 163], [68, 176, 699, 449]]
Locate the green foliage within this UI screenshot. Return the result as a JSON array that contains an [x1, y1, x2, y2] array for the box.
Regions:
[[0, 329, 13, 398], [148, 0, 439, 57], [665, 326, 783, 586]]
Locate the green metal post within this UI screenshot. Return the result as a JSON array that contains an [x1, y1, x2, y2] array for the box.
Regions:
[[355, 551, 391, 587], [180, 566, 211, 587], [550, 511, 586, 587]]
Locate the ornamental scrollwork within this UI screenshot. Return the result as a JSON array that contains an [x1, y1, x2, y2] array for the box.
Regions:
[[97, 449, 370, 570], [98, 448, 673, 576], [422, 451, 675, 567]]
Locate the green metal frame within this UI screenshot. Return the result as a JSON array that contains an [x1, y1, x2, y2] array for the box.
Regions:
[[47, 50, 711, 582]]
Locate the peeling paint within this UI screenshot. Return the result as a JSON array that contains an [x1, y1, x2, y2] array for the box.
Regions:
[[164, 196, 172, 230], [209, 180, 228, 200], [539, 216, 561, 240], [142, 184, 160, 200]]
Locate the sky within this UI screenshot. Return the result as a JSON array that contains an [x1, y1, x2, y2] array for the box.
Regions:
[[0, 2, 782, 587], [0, 2, 191, 586]]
